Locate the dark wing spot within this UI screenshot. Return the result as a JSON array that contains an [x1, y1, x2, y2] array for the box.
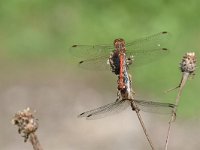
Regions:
[[162, 31, 168, 34], [169, 104, 176, 108], [79, 112, 85, 116], [79, 61, 84, 64], [87, 114, 92, 117], [162, 48, 168, 51], [72, 45, 78, 47]]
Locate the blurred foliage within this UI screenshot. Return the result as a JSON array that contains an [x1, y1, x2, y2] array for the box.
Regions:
[[0, 0, 199, 117]]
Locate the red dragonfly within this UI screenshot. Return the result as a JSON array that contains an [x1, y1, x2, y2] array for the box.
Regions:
[[71, 31, 175, 119], [69, 31, 170, 72], [77, 48, 176, 120]]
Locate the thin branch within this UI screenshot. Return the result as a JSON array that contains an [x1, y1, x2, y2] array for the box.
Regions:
[[165, 52, 196, 150], [131, 101, 155, 150], [127, 73, 155, 150], [30, 133, 43, 150], [12, 107, 43, 150]]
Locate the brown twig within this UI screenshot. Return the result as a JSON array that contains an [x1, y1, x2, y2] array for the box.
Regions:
[[164, 52, 196, 150], [12, 107, 43, 150], [128, 74, 155, 150], [131, 101, 155, 150], [29, 133, 43, 150]]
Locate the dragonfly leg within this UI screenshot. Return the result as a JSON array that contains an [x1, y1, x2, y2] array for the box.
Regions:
[[116, 90, 121, 102], [130, 101, 140, 112], [126, 55, 134, 66], [131, 90, 135, 96], [130, 102, 136, 111]]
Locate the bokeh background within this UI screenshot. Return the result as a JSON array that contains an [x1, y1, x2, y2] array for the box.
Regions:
[[0, 0, 200, 150]]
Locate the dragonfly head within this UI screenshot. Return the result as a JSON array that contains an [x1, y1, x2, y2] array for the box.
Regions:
[[114, 38, 126, 52]]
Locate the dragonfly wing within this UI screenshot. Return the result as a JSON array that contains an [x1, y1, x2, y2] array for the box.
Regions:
[[126, 31, 170, 67], [69, 44, 114, 58], [78, 56, 111, 70], [133, 99, 176, 114], [126, 48, 169, 67], [78, 100, 131, 120], [126, 31, 170, 51], [69, 45, 114, 70], [70, 32, 170, 69]]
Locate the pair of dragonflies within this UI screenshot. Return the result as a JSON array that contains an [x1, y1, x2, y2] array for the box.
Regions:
[[70, 31, 176, 119]]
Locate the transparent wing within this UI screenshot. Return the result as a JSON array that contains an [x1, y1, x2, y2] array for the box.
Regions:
[[126, 31, 170, 52], [69, 31, 170, 70], [78, 56, 111, 70], [134, 99, 176, 114], [126, 31, 170, 68], [69, 44, 113, 70], [69, 44, 114, 59], [78, 100, 131, 120], [126, 48, 169, 68]]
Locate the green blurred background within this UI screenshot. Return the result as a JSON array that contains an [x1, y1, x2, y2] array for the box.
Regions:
[[0, 0, 199, 150]]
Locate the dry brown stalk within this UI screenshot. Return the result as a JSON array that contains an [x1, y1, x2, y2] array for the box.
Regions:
[[131, 100, 155, 150], [128, 74, 155, 150], [165, 52, 197, 150]]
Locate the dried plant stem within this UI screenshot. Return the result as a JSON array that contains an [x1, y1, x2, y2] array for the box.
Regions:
[[130, 98, 155, 150], [165, 52, 196, 150], [127, 73, 155, 149], [30, 133, 43, 150], [165, 73, 189, 150]]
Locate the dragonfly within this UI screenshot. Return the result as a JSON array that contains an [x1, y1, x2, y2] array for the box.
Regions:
[[69, 31, 170, 72], [72, 31, 175, 119], [78, 44, 176, 120]]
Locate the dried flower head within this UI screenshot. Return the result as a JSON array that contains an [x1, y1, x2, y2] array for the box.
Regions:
[[180, 52, 196, 74], [165, 52, 197, 150], [12, 107, 38, 142]]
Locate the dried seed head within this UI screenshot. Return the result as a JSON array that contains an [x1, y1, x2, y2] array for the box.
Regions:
[[12, 107, 38, 142], [180, 52, 196, 74]]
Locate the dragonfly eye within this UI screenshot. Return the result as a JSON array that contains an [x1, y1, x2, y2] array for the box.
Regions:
[[116, 44, 125, 50]]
